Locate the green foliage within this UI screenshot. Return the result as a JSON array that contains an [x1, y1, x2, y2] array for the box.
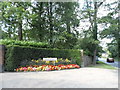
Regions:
[[0, 39, 48, 48], [0, 2, 30, 40], [5, 46, 81, 71], [0, 2, 80, 48], [99, 1, 119, 59], [107, 42, 118, 58], [76, 38, 101, 56], [54, 32, 78, 49]]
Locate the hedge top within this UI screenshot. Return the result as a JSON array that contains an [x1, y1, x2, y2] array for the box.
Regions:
[[0, 39, 48, 48]]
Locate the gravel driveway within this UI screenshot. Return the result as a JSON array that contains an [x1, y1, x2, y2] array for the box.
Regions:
[[0, 68, 118, 89]]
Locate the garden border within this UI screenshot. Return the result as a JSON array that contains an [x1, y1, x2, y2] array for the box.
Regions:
[[0, 45, 93, 72]]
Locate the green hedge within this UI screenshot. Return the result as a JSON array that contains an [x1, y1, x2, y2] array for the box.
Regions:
[[5, 46, 81, 71], [0, 39, 48, 48]]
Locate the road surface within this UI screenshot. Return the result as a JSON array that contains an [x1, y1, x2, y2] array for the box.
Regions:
[[98, 58, 120, 68]]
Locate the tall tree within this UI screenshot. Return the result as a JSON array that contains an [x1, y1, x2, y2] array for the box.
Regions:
[[80, 0, 105, 64], [29, 2, 80, 48], [99, 1, 119, 60], [54, 2, 79, 49]]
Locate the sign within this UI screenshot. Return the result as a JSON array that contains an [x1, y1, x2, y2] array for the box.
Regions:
[[43, 58, 57, 61]]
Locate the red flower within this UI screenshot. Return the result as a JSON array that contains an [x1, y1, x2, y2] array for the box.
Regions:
[[15, 64, 80, 72]]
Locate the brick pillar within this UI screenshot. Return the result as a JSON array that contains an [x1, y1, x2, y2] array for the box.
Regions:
[[0, 45, 5, 73], [80, 50, 84, 67]]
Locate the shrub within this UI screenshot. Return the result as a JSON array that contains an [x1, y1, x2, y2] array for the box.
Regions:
[[76, 38, 100, 56], [5, 46, 81, 71], [0, 39, 48, 48]]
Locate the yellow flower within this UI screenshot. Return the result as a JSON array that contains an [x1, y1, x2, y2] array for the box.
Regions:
[[55, 60, 58, 63], [52, 61, 55, 64], [36, 67, 42, 71], [42, 67, 45, 71], [46, 61, 49, 64], [65, 58, 70, 62], [60, 58, 63, 60], [31, 59, 34, 61], [35, 60, 39, 63]]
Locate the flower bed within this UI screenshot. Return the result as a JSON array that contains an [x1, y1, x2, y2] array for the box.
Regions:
[[15, 64, 80, 72]]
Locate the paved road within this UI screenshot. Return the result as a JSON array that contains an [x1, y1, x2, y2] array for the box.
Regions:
[[0, 68, 118, 89], [98, 58, 120, 68]]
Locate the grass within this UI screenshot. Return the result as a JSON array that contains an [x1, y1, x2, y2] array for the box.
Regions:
[[88, 61, 117, 70], [114, 58, 120, 62]]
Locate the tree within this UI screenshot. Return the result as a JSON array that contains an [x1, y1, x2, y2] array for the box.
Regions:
[[54, 2, 79, 49], [0, 2, 30, 40], [107, 41, 118, 59], [79, 0, 105, 64], [99, 1, 119, 60], [28, 2, 80, 48]]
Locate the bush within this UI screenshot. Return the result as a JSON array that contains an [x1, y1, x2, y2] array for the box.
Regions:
[[5, 46, 81, 71], [76, 38, 100, 56], [0, 39, 48, 48]]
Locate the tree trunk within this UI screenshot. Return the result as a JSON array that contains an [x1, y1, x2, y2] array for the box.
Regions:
[[0, 30, 2, 39], [117, 39, 120, 60], [49, 2, 53, 46], [93, 2, 97, 40], [93, 48, 97, 65], [93, 2, 98, 65], [8, 28, 11, 39], [118, 2, 120, 60], [18, 20, 22, 41], [38, 2, 43, 41], [66, 22, 71, 34]]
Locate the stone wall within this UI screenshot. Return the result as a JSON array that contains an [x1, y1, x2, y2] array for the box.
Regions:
[[0, 45, 5, 72], [83, 55, 93, 67]]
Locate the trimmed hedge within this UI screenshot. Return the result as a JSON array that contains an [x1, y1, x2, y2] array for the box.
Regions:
[[0, 39, 48, 48], [5, 46, 81, 71]]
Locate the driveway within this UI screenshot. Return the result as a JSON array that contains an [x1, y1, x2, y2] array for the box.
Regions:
[[0, 68, 118, 89]]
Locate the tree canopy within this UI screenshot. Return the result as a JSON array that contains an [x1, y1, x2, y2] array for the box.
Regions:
[[0, 1, 119, 60]]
